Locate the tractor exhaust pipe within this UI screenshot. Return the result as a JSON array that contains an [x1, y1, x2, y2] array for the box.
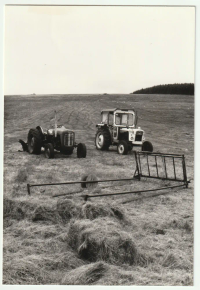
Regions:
[[54, 110, 57, 137]]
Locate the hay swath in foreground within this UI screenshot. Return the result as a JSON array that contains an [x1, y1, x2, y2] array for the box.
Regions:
[[27, 151, 189, 200]]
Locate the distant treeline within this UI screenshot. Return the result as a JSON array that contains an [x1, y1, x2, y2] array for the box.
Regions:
[[132, 83, 194, 95]]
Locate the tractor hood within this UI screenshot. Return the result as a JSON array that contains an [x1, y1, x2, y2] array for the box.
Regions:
[[47, 126, 74, 135], [120, 127, 144, 133]]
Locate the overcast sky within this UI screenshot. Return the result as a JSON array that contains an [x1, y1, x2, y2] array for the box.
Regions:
[[4, 5, 195, 95]]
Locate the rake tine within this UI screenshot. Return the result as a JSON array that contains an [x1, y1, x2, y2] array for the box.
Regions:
[[172, 157, 176, 180], [163, 156, 167, 178], [155, 155, 159, 177], [147, 154, 150, 176]]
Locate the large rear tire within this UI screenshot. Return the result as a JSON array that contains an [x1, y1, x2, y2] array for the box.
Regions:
[[77, 143, 87, 158], [27, 129, 42, 154], [142, 141, 153, 152], [117, 140, 128, 155], [45, 143, 54, 159], [95, 129, 111, 150]]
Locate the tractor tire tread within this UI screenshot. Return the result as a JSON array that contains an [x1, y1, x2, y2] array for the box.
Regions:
[[95, 129, 111, 150]]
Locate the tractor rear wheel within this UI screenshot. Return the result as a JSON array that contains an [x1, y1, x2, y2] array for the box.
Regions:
[[27, 128, 42, 154], [95, 129, 111, 150], [142, 141, 153, 152], [45, 143, 54, 159], [117, 141, 128, 155], [77, 143, 87, 158]]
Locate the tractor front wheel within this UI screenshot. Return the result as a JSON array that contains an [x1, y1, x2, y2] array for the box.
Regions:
[[117, 141, 128, 155], [45, 143, 54, 159], [142, 141, 153, 152], [95, 129, 111, 150], [27, 129, 42, 154], [77, 143, 87, 158]]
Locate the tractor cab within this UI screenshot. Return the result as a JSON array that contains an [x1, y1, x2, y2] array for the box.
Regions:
[[100, 109, 137, 127], [95, 108, 153, 154], [99, 109, 139, 142]]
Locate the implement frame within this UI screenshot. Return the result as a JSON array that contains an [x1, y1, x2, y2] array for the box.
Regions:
[[27, 151, 189, 199]]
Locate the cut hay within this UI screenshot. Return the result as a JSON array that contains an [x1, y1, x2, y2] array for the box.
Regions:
[[56, 199, 128, 223], [61, 261, 136, 285], [61, 261, 109, 285], [163, 218, 193, 233], [56, 198, 82, 221], [161, 251, 193, 270], [47, 252, 86, 271], [80, 201, 127, 222], [67, 217, 147, 266], [32, 205, 62, 223], [3, 197, 35, 221], [3, 257, 52, 285]]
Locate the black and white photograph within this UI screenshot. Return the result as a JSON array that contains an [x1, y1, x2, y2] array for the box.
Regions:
[[2, 2, 198, 286]]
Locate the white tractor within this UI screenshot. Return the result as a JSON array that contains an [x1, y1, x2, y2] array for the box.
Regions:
[[95, 108, 153, 155]]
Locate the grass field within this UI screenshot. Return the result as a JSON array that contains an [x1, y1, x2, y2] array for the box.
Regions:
[[3, 94, 194, 285]]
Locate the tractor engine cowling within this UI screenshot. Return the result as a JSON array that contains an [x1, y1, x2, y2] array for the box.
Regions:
[[60, 130, 75, 149], [124, 128, 145, 145]]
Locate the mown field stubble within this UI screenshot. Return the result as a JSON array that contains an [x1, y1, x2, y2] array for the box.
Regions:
[[3, 94, 194, 285]]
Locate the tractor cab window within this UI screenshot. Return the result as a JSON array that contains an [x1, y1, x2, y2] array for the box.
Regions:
[[108, 113, 114, 125], [128, 114, 134, 126], [115, 113, 135, 126], [121, 114, 128, 125], [101, 112, 109, 124]]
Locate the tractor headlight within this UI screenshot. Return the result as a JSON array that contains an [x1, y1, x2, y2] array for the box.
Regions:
[[129, 132, 135, 141]]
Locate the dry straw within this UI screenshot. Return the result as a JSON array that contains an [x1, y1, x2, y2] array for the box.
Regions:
[[61, 261, 136, 285], [67, 217, 148, 266]]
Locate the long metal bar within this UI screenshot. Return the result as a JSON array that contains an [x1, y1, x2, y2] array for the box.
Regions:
[[121, 184, 186, 204], [136, 175, 184, 182], [137, 152, 184, 158], [27, 177, 136, 194], [82, 183, 187, 201], [28, 177, 135, 188]]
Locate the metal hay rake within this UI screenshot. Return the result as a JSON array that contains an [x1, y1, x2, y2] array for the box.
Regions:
[[27, 151, 189, 200], [133, 151, 188, 185]]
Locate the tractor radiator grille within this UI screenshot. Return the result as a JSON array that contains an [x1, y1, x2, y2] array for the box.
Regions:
[[64, 133, 74, 146], [135, 131, 143, 141]]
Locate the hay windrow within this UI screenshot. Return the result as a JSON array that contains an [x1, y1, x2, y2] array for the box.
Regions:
[[32, 205, 62, 223], [61, 261, 136, 285], [80, 201, 127, 222], [3, 197, 36, 222], [67, 217, 148, 266], [3, 257, 52, 285], [61, 261, 109, 285], [56, 198, 82, 221], [56, 199, 128, 224]]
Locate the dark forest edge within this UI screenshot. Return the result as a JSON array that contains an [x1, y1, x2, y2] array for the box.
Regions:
[[132, 83, 194, 95]]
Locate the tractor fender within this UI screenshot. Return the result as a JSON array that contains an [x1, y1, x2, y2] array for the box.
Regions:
[[36, 126, 45, 135]]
